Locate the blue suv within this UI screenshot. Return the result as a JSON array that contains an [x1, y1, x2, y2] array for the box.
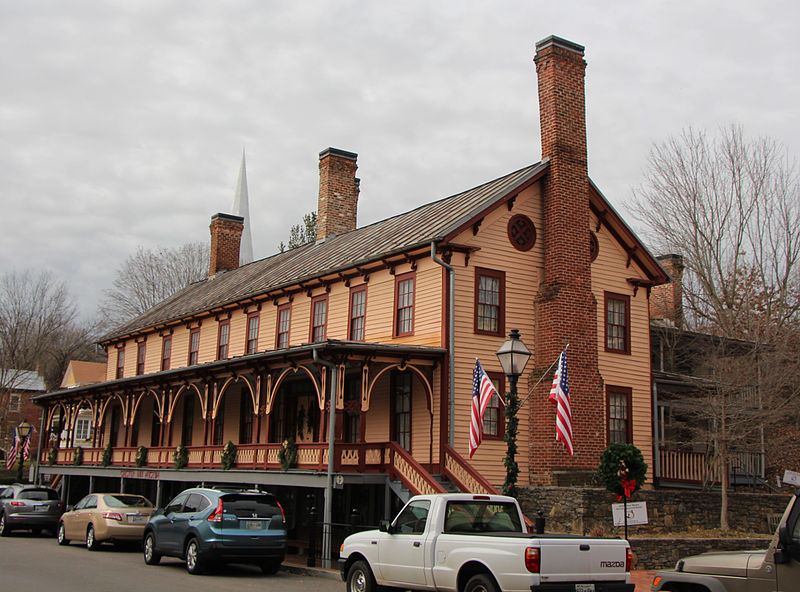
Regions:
[[142, 487, 287, 575]]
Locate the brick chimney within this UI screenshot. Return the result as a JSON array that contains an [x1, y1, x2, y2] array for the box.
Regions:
[[531, 36, 602, 482], [316, 148, 359, 241], [208, 212, 244, 277], [651, 254, 685, 328]]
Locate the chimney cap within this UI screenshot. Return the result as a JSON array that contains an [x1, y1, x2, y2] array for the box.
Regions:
[[535, 35, 585, 56], [319, 147, 358, 161], [211, 212, 244, 224]]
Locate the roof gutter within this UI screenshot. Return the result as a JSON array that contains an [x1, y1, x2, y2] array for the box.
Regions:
[[431, 241, 455, 447]]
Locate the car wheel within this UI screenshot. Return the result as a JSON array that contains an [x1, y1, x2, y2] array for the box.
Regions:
[[86, 524, 100, 551], [57, 522, 70, 546], [465, 573, 499, 592], [185, 537, 205, 574], [260, 560, 281, 575], [0, 513, 10, 536], [143, 532, 161, 565], [347, 560, 377, 592]]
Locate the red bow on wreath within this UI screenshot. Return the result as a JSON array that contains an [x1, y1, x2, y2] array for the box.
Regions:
[[616, 479, 637, 502]]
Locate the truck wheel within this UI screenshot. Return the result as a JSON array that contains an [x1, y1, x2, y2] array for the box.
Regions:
[[347, 560, 377, 592], [465, 573, 499, 592]]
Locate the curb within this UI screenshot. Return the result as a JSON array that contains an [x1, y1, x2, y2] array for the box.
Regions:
[[280, 562, 340, 580]]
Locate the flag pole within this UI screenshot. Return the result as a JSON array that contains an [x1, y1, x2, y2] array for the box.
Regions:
[[519, 344, 569, 407]]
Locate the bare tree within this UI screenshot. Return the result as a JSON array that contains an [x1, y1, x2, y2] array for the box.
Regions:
[[279, 211, 317, 252], [632, 125, 800, 529], [98, 242, 210, 329]]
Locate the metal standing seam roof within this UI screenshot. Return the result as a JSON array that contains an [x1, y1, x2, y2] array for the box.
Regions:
[[102, 162, 549, 342]]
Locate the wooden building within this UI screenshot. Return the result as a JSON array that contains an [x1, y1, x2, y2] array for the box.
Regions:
[[34, 35, 667, 560]]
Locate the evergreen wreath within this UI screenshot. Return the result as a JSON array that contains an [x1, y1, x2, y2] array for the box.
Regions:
[[173, 444, 189, 469], [135, 445, 148, 467], [598, 443, 647, 500], [101, 441, 113, 466], [221, 440, 237, 470], [73, 447, 84, 466], [278, 439, 297, 471]]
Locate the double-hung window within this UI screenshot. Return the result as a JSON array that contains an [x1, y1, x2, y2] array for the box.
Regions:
[[116, 347, 125, 379], [136, 342, 146, 376], [276, 304, 291, 349], [349, 285, 367, 341], [482, 372, 505, 439], [161, 336, 172, 371], [217, 320, 230, 360], [246, 313, 260, 354], [475, 268, 505, 336], [605, 292, 631, 354], [311, 295, 328, 343], [188, 328, 200, 365], [394, 272, 415, 337], [607, 386, 632, 443]]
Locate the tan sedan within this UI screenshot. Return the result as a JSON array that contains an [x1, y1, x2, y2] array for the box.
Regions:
[[57, 493, 155, 550]]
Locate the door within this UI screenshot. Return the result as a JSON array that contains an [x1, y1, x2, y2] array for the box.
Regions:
[[73, 495, 96, 540], [157, 493, 189, 554], [377, 499, 430, 587]]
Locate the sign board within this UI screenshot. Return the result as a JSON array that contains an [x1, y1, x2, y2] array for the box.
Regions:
[[611, 501, 648, 527], [783, 470, 800, 487]]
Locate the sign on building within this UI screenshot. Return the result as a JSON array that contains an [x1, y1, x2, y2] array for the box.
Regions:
[[783, 469, 800, 487]]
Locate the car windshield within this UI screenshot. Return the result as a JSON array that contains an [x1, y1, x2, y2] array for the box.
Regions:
[[222, 494, 280, 519], [18, 489, 59, 501], [104, 495, 153, 508]]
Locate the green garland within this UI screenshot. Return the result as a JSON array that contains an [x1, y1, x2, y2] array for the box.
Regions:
[[73, 447, 84, 466], [597, 443, 647, 499], [48, 446, 58, 466], [502, 380, 520, 498], [278, 439, 297, 471], [221, 440, 237, 470], [173, 444, 189, 470], [135, 445, 148, 467], [101, 441, 113, 466]]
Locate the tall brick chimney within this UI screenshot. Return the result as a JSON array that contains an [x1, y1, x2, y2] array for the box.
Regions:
[[531, 36, 602, 482], [316, 148, 359, 241], [208, 212, 244, 277], [651, 254, 684, 328]]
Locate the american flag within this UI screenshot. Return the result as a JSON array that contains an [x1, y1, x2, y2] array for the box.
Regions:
[[469, 358, 499, 458], [22, 427, 32, 461], [548, 347, 574, 456], [5, 428, 18, 470]]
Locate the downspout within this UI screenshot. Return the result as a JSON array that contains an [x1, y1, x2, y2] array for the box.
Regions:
[[431, 241, 455, 447], [35, 408, 45, 484], [312, 347, 338, 569]]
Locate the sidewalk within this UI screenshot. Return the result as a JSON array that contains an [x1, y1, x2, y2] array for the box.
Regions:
[[282, 555, 658, 590]]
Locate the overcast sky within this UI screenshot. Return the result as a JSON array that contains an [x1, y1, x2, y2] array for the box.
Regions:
[[2, 1, 798, 321]]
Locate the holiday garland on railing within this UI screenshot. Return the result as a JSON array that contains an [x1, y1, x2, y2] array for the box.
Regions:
[[73, 447, 84, 466], [101, 441, 113, 466], [221, 440, 237, 470], [135, 445, 148, 467], [278, 439, 297, 471], [173, 444, 188, 469]]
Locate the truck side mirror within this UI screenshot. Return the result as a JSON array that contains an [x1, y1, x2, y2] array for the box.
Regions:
[[775, 524, 791, 564], [379, 520, 394, 534]]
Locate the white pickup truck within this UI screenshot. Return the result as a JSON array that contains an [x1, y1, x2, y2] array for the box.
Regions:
[[339, 493, 634, 592]]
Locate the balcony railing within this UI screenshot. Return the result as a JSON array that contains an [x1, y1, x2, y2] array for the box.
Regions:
[[657, 445, 764, 487]]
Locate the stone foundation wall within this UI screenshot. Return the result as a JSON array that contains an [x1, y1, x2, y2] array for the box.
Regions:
[[517, 487, 790, 537], [629, 537, 772, 570]]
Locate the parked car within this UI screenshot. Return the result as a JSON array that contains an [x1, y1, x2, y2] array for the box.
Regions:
[[57, 493, 155, 550], [0, 484, 64, 536], [142, 487, 287, 575]]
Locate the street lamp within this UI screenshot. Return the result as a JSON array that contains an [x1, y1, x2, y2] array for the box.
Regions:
[[16, 419, 33, 483], [495, 329, 530, 497]]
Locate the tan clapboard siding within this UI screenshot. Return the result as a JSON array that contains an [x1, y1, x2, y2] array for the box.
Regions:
[[197, 323, 216, 362], [226, 309, 247, 359], [326, 284, 351, 340], [363, 268, 396, 342], [365, 378, 391, 441], [171, 327, 190, 369], [144, 337, 159, 374], [591, 217, 654, 475], [446, 184, 545, 487], [136, 397, 155, 445]]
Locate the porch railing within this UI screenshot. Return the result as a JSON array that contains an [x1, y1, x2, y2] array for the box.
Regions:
[[387, 442, 447, 495], [657, 446, 764, 487]]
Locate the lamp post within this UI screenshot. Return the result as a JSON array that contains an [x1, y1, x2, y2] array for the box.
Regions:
[[496, 329, 531, 498], [16, 419, 33, 483]]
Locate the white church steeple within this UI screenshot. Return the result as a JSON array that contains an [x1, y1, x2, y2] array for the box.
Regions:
[[230, 149, 254, 265]]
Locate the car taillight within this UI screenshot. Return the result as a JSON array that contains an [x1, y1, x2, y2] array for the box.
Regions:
[[10, 501, 25, 506], [525, 547, 540, 573], [626, 547, 633, 572], [276, 500, 286, 522], [57, 502, 65, 509], [207, 498, 224, 523], [102, 512, 122, 521]]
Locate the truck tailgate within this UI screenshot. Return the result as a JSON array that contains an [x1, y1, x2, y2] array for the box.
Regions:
[[539, 539, 629, 582]]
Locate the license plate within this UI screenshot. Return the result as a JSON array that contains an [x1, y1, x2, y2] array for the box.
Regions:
[[575, 585, 595, 592], [35, 505, 49, 512], [245, 520, 263, 530], [128, 515, 145, 524]]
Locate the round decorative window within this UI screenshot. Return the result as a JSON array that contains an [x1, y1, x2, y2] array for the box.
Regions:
[[507, 214, 536, 252], [590, 231, 599, 262]]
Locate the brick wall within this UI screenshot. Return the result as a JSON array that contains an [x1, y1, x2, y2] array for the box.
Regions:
[[208, 213, 244, 276], [650, 254, 684, 327], [1, 390, 44, 458], [530, 36, 603, 483], [316, 148, 359, 241]]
